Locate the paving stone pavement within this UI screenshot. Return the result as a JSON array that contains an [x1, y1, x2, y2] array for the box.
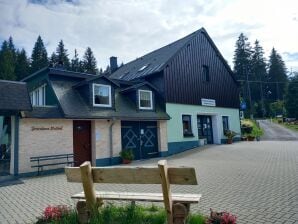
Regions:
[[0, 141, 298, 224]]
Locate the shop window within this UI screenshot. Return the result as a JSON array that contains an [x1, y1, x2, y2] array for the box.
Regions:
[[93, 83, 112, 107], [30, 84, 46, 106], [202, 65, 210, 82], [182, 115, 193, 137], [138, 90, 153, 110], [222, 116, 229, 132]]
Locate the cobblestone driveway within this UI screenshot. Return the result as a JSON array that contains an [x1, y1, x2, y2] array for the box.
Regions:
[[0, 141, 298, 224]]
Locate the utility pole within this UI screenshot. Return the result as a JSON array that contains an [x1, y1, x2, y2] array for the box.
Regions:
[[246, 67, 253, 119]]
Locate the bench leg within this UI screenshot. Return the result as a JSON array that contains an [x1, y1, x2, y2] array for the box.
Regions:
[[76, 200, 90, 224], [173, 203, 189, 224]]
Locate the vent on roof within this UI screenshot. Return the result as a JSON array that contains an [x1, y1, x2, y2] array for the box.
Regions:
[[138, 64, 149, 72]]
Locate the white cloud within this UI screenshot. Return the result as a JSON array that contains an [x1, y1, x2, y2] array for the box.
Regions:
[[0, 0, 297, 71]]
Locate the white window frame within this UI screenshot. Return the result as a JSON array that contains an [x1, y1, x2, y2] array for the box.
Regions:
[[92, 83, 112, 107], [30, 84, 46, 106], [138, 89, 153, 110]]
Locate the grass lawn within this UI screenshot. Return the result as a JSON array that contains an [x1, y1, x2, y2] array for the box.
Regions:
[[271, 118, 298, 132]]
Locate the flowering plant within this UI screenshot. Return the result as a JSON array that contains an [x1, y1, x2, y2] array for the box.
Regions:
[[207, 209, 237, 224], [37, 205, 71, 222]]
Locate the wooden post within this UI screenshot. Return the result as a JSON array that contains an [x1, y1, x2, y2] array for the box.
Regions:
[[173, 203, 188, 224], [158, 160, 173, 224], [80, 161, 97, 211]]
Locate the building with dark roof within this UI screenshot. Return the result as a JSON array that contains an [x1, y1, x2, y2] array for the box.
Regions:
[[0, 80, 31, 176], [2, 27, 240, 176]]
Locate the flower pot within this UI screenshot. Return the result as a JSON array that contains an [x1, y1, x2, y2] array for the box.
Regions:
[[227, 139, 233, 144], [122, 159, 132, 164], [256, 136, 260, 141]]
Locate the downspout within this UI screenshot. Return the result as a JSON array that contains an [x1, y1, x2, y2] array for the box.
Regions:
[[109, 118, 116, 165]]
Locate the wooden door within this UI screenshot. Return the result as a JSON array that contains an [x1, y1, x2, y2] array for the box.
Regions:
[[73, 120, 91, 166]]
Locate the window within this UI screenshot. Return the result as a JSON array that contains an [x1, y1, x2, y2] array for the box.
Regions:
[[222, 116, 229, 132], [93, 84, 112, 107], [182, 115, 193, 137], [138, 90, 153, 110], [30, 84, 46, 106], [202, 65, 210, 82]]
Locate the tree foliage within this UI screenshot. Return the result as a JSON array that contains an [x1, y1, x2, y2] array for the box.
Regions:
[[82, 47, 98, 74], [31, 35, 48, 73], [15, 48, 30, 80], [267, 48, 288, 101], [285, 72, 298, 118], [55, 40, 70, 69], [0, 40, 16, 80]]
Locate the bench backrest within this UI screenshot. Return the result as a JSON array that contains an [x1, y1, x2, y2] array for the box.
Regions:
[[65, 165, 197, 185], [65, 160, 198, 224]]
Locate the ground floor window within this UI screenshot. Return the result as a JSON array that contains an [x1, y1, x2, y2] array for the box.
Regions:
[[0, 116, 11, 176], [182, 115, 193, 137], [222, 116, 229, 132]]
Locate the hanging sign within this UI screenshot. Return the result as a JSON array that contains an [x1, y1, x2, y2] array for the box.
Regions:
[[201, 98, 216, 107]]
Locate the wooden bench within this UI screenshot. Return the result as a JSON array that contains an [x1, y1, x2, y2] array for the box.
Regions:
[[65, 160, 201, 224], [31, 153, 74, 175]]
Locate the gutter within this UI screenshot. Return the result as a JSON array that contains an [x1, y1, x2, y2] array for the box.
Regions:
[[109, 118, 116, 165]]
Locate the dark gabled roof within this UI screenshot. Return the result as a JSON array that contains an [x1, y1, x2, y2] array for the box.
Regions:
[[21, 67, 96, 82], [49, 76, 169, 120], [110, 27, 237, 85], [0, 80, 32, 112], [109, 29, 202, 81], [73, 74, 120, 88], [119, 82, 159, 94]]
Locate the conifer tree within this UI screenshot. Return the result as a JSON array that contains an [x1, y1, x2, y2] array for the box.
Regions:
[[55, 40, 70, 69], [267, 48, 288, 101], [49, 52, 57, 67], [0, 40, 16, 80], [70, 49, 80, 72], [82, 47, 97, 74], [31, 35, 48, 73], [233, 33, 253, 117], [285, 72, 298, 118], [15, 48, 30, 80]]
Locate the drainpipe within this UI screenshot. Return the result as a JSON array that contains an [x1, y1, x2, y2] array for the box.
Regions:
[[109, 118, 116, 165]]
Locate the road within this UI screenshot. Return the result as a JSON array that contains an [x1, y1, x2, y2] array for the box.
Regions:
[[258, 119, 298, 141]]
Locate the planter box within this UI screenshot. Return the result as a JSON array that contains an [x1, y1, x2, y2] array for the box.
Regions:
[[199, 139, 206, 146]]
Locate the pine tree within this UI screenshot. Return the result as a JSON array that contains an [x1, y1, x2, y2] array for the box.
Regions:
[[233, 33, 253, 117], [8, 36, 17, 65], [55, 40, 70, 69], [49, 52, 57, 67], [31, 35, 49, 73], [285, 72, 298, 118], [70, 49, 80, 72], [0, 40, 16, 80], [250, 40, 267, 117], [82, 47, 97, 74], [267, 48, 288, 101], [15, 48, 30, 80], [233, 33, 252, 81]]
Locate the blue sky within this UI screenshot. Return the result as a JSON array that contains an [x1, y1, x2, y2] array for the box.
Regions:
[[0, 0, 297, 72]]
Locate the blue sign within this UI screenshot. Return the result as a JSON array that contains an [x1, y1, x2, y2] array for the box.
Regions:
[[240, 102, 247, 110]]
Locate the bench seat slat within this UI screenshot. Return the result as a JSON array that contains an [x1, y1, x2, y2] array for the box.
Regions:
[[30, 154, 73, 161], [71, 191, 201, 204]]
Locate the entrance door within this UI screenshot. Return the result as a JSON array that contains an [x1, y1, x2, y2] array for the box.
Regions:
[[73, 120, 91, 166], [121, 121, 158, 160], [0, 116, 11, 176], [197, 115, 213, 144]]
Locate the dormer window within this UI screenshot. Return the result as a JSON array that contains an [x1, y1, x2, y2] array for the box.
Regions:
[[30, 84, 46, 106], [93, 83, 112, 107], [138, 90, 153, 110]]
